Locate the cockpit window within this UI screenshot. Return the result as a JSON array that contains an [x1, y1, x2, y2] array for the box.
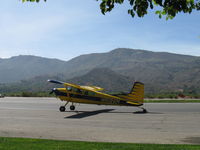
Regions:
[[76, 89, 82, 94], [88, 91, 95, 96], [84, 91, 88, 95], [67, 86, 72, 91]]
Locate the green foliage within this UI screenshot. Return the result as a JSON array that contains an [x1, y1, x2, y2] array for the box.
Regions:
[[145, 93, 178, 99], [5, 92, 53, 97], [98, 0, 200, 19], [144, 99, 200, 103], [22, 0, 46, 2], [22, 0, 200, 19], [145, 92, 200, 99]]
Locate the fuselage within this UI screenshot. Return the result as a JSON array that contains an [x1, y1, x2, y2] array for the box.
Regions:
[[53, 88, 143, 107]]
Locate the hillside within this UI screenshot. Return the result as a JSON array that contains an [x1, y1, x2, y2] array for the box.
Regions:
[[0, 68, 133, 94], [65, 48, 200, 93], [68, 68, 133, 93], [0, 55, 67, 83], [1, 48, 200, 93]]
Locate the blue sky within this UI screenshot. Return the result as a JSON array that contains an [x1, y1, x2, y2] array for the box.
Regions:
[[0, 0, 199, 60]]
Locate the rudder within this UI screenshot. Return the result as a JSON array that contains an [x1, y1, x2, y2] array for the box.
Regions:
[[128, 82, 144, 104]]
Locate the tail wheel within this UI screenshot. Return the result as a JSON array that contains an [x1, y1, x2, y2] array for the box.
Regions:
[[140, 107, 147, 113], [143, 109, 147, 113], [70, 105, 75, 111], [59, 106, 66, 112]]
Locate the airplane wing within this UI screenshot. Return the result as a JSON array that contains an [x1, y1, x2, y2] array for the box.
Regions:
[[47, 79, 81, 88], [48, 79, 103, 92], [80, 86, 104, 91]]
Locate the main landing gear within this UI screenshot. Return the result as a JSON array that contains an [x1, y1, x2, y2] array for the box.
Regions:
[[59, 106, 66, 112], [70, 105, 75, 111], [59, 102, 75, 112]]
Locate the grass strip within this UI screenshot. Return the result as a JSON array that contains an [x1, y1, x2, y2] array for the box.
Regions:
[[0, 137, 200, 150], [144, 99, 200, 103]]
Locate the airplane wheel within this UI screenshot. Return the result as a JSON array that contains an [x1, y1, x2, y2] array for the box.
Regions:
[[70, 105, 75, 111], [59, 106, 66, 112]]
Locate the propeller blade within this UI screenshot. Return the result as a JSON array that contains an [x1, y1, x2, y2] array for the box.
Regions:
[[49, 90, 54, 94], [47, 79, 64, 85], [49, 88, 57, 94]]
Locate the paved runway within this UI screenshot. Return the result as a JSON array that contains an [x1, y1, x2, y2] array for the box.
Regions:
[[0, 97, 200, 144]]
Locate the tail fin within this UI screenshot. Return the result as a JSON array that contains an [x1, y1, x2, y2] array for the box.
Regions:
[[127, 82, 144, 104]]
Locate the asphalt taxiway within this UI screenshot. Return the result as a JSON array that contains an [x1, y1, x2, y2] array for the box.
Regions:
[[0, 97, 200, 144]]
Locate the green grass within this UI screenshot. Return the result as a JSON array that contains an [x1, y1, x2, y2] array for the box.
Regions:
[[0, 137, 199, 150], [144, 99, 200, 103]]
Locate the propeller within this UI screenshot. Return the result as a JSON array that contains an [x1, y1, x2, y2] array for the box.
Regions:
[[47, 79, 64, 85], [49, 88, 57, 94], [47, 79, 64, 96]]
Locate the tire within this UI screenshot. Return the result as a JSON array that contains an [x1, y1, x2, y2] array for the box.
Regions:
[[59, 106, 66, 112], [70, 105, 75, 111]]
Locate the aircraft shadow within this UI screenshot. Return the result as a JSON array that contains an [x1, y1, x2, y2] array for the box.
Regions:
[[65, 109, 115, 119], [64, 109, 161, 119], [133, 111, 163, 114]]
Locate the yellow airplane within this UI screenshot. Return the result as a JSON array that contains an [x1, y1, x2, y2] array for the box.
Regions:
[[48, 79, 147, 113]]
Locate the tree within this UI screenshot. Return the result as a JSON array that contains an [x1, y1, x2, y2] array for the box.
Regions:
[[22, 0, 200, 19]]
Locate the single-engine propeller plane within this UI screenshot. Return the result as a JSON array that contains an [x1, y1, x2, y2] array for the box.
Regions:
[[48, 79, 147, 113]]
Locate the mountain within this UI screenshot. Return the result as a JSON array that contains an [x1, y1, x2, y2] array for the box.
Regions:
[[1, 48, 200, 93], [0, 75, 63, 94], [0, 68, 132, 94], [65, 48, 200, 93], [68, 68, 133, 93], [0, 55, 67, 83], [65, 48, 200, 80]]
